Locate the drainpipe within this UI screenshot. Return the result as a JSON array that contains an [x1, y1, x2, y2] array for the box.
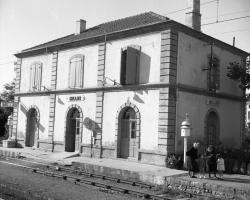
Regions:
[[99, 27, 107, 158]]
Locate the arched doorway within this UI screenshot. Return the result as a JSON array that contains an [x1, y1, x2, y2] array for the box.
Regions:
[[26, 108, 38, 147], [205, 110, 219, 146], [117, 107, 137, 158], [65, 107, 81, 152]]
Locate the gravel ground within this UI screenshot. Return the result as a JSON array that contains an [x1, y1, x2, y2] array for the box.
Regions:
[[0, 161, 138, 200]]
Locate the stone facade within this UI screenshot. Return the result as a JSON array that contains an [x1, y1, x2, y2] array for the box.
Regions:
[[12, 12, 248, 166]]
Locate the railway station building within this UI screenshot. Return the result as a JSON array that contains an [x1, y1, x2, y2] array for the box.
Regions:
[[12, 1, 249, 166]]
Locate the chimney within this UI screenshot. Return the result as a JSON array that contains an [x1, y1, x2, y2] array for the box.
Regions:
[[185, 0, 201, 31], [75, 19, 86, 35]]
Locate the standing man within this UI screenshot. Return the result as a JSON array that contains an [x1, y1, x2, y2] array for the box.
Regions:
[[186, 142, 199, 178]]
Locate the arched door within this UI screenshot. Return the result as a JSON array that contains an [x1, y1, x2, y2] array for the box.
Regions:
[[118, 107, 137, 158], [205, 111, 219, 146], [65, 108, 81, 152], [26, 108, 38, 147]]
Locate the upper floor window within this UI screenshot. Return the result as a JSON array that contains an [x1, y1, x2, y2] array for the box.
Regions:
[[208, 57, 220, 92], [68, 55, 84, 88], [29, 62, 42, 91], [120, 45, 150, 85]]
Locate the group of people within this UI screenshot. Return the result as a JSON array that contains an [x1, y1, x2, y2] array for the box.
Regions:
[[186, 142, 225, 179]]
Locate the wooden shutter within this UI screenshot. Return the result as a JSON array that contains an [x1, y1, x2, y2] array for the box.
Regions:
[[69, 59, 76, 88], [120, 49, 127, 85], [125, 47, 138, 85], [75, 58, 81, 87], [29, 65, 35, 91], [75, 57, 84, 88], [80, 57, 84, 88], [69, 56, 84, 88], [36, 63, 42, 91]]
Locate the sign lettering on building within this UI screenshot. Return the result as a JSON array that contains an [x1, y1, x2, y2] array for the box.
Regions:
[[67, 96, 85, 102]]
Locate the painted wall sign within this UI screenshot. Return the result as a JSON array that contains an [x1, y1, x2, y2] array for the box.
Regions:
[[67, 95, 86, 102]]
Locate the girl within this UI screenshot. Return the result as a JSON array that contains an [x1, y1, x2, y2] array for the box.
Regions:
[[217, 154, 225, 179]]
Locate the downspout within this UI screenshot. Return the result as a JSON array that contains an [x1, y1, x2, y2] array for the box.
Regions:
[[99, 28, 107, 158]]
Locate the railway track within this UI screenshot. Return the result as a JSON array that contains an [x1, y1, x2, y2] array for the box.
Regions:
[[0, 155, 219, 200]]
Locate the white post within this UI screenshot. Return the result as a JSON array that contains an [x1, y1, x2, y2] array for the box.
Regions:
[[184, 136, 188, 168], [181, 113, 191, 169]]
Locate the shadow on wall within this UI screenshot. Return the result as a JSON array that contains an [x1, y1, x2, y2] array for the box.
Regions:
[[139, 51, 151, 84], [83, 117, 101, 138], [20, 103, 45, 133], [133, 90, 149, 104]]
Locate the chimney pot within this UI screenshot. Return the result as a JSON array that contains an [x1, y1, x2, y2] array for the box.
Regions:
[[75, 19, 86, 35], [185, 0, 201, 31]]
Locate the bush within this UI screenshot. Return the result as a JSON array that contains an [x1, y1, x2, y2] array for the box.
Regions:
[[166, 153, 183, 170]]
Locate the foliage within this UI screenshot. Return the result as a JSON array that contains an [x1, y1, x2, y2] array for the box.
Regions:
[[166, 153, 183, 169], [0, 79, 15, 137], [227, 60, 250, 90], [0, 79, 15, 102]]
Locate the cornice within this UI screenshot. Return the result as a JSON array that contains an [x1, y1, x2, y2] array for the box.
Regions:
[[15, 20, 249, 58], [15, 83, 243, 101]]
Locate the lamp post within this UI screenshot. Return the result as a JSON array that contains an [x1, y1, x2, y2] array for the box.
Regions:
[[181, 113, 191, 168]]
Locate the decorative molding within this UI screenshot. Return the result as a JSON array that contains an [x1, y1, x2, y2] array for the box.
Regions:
[[25, 105, 40, 147], [64, 104, 83, 150], [15, 83, 243, 102], [115, 102, 141, 160]]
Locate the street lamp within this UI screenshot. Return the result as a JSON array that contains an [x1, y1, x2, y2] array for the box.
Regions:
[[181, 113, 191, 168]]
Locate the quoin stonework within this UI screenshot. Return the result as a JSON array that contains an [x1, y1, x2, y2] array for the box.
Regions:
[[12, 1, 248, 166]]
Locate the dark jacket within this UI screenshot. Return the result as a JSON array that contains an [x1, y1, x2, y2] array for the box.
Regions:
[[186, 147, 198, 171]]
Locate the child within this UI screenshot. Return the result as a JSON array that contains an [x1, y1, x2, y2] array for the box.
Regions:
[[198, 153, 206, 179], [216, 154, 225, 179]]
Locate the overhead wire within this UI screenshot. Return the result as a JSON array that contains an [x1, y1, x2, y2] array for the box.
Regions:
[[201, 15, 250, 27], [209, 28, 250, 36], [203, 9, 250, 21], [164, 0, 218, 15]]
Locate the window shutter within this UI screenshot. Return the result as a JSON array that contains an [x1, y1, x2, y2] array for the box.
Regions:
[[120, 50, 127, 85], [29, 65, 35, 91], [125, 47, 138, 84], [80, 57, 84, 87], [36, 63, 42, 91], [75, 59, 81, 87], [69, 56, 84, 88], [69, 60, 76, 88]]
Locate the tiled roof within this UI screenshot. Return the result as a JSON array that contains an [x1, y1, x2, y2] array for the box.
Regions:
[[23, 12, 168, 52]]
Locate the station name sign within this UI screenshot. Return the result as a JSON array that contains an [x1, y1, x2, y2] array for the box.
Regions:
[[67, 95, 86, 102]]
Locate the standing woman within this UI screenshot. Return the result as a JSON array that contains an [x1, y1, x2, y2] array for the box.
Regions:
[[186, 142, 199, 178]]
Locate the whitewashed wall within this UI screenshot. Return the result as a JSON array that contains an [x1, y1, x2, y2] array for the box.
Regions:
[[57, 45, 99, 89], [175, 32, 243, 152], [20, 54, 52, 93], [105, 33, 161, 84], [177, 32, 242, 96], [17, 96, 50, 140], [53, 93, 96, 143]]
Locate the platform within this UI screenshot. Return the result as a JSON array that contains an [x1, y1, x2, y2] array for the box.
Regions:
[[0, 147, 249, 199]]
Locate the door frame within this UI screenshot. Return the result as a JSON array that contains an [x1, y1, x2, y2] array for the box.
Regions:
[[115, 101, 141, 160], [64, 104, 83, 152], [25, 105, 40, 147]]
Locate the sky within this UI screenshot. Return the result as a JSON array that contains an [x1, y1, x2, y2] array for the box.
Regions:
[[0, 0, 250, 92]]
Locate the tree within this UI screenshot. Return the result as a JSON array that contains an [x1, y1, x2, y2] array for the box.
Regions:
[[227, 58, 250, 91], [0, 79, 15, 137], [0, 79, 15, 102]]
